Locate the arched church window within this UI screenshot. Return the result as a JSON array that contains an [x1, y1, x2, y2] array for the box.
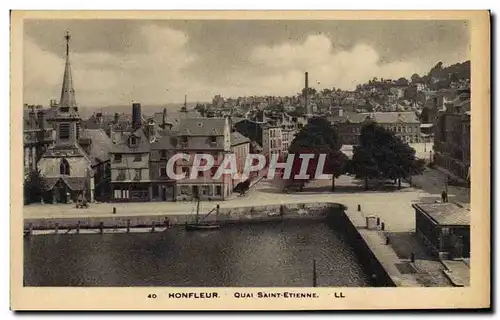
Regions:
[[60, 158, 70, 175]]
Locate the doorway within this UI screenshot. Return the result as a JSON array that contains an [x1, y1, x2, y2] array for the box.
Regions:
[[192, 185, 199, 199]]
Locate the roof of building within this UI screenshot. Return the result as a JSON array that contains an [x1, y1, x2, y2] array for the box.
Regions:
[[44, 176, 87, 191], [110, 128, 151, 154], [345, 111, 420, 124], [413, 203, 470, 226], [231, 131, 250, 146], [176, 117, 227, 136], [79, 129, 113, 165], [150, 131, 178, 150]]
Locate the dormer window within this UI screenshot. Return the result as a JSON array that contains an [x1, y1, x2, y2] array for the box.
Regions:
[[181, 136, 188, 145], [210, 136, 217, 144], [130, 136, 138, 147]]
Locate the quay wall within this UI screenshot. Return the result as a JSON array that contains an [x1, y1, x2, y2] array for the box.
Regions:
[[24, 202, 331, 230], [325, 208, 396, 287]]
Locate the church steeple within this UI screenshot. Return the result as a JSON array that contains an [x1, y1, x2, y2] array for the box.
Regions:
[[59, 31, 78, 112]]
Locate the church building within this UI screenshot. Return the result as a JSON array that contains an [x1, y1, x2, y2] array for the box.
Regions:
[[37, 32, 112, 203]]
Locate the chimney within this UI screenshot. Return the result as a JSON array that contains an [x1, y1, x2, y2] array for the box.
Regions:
[[162, 108, 167, 128], [304, 72, 309, 117], [49, 99, 58, 108], [132, 102, 142, 130], [114, 112, 119, 124]]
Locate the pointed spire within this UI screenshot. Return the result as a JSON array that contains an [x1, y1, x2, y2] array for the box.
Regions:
[[59, 31, 77, 111]]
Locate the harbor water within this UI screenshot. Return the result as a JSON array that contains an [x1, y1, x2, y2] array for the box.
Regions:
[[24, 220, 374, 287]]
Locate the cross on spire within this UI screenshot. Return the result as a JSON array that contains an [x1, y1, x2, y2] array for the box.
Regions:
[[65, 31, 71, 56]]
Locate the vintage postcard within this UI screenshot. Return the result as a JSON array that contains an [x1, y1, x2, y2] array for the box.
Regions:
[[11, 10, 490, 310]]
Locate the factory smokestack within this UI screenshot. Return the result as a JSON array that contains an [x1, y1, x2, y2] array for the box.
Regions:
[[304, 72, 309, 117]]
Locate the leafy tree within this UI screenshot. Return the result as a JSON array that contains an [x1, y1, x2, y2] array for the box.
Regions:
[[194, 103, 206, 117], [410, 73, 422, 84], [350, 122, 425, 190], [301, 87, 317, 97], [349, 145, 380, 190], [24, 169, 47, 204], [395, 77, 409, 87], [288, 117, 347, 191]]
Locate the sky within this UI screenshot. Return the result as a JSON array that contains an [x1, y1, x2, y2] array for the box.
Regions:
[[23, 19, 470, 107]]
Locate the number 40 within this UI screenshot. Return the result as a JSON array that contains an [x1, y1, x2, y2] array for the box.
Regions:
[[148, 294, 157, 299]]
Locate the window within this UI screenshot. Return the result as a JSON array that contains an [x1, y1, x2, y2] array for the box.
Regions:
[[59, 123, 70, 140], [134, 154, 142, 162], [198, 170, 204, 178], [130, 137, 137, 146], [210, 136, 217, 143], [60, 158, 70, 175], [409, 127, 412, 133], [442, 227, 450, 236], [182, 136, 188, 143], [160, 150, 167, 159], [180, 185, 191, 195], [182, 167, 190, 176], [215, 185, 222, 195], [134, 169, 142, 181], [152, 185, 159, 198], [114, 154, 122, 163], [116, 169, 126, 181], [160, 167, 167, 177], [201, 185, 210, 196]]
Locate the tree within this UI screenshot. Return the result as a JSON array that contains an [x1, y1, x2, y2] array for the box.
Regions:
[[288, 117, 347, 191], [301, 87, 317, 97], [194, 103, 206, 117], [410, 73, 422, 84], [395, 77, 409, 87], [349, 145, 380, 190], [24, 169, 47, 204], [350, 122, 425, 190]]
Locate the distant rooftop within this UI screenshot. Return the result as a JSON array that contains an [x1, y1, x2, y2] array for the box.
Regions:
[[413, 203, 470, 226]]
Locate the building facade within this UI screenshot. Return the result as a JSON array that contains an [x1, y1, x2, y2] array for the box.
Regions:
[[413, 203, 470, 259], [335, 112, 422, 145], [173, 117, 233, 201], [23, 105, 55, 174], [433, 88, 471, 181], [109, 105, 153, 202]]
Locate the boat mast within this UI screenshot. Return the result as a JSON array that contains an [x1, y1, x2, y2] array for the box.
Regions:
[[195, 197, 200, 224]]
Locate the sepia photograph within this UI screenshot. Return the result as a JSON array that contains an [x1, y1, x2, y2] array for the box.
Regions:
[[11, 10, 490, 310]]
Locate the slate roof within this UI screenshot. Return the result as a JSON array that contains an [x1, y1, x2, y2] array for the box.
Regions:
[[44, 177, 87, 191], [110, 128, 151, 154], [176, 117, 227, 136], [79, 129, 113, 165], [231, 131, 250, 146], [150, 131, 179, 150], [413, 203, 470, 226], [346, 112, 420, 124]]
